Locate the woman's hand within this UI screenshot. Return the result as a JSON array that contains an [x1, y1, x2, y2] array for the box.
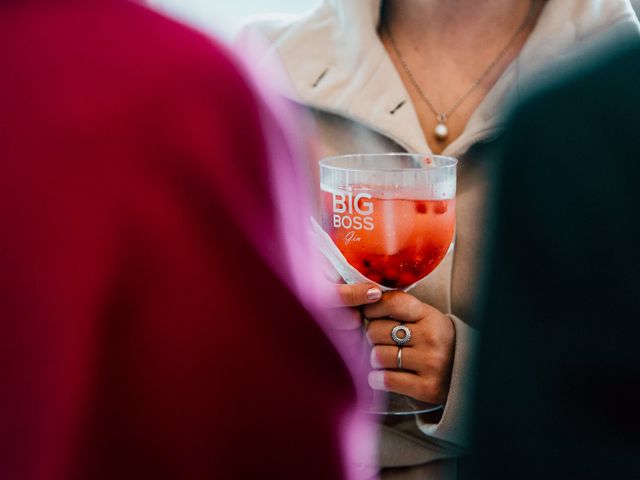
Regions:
[[363, 291, 455, 405], [322, 283, 382, 347]]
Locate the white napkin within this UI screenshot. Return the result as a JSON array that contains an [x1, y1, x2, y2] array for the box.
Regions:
[[310, 217, 420, 292]]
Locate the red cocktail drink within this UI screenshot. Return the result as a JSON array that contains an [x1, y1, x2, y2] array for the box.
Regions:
[[320, 190, 455, 289], [318, 153, 457, 415]]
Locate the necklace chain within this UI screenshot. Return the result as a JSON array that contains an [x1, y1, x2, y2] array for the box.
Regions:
[[384, 1, 538, 130]]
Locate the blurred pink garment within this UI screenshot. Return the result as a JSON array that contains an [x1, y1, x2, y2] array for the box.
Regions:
[[0, 0, 374, 479], [234, 39, 380, 480]]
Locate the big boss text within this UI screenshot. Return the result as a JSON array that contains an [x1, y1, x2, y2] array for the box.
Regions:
[[333, 192, 374, 231]]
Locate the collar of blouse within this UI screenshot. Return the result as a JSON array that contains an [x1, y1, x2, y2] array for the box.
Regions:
[[257, 0, 639, 156]]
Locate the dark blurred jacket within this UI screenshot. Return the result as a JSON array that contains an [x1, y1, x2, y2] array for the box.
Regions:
[[470, 42, 640, 479], [0, 1, 358, 479]]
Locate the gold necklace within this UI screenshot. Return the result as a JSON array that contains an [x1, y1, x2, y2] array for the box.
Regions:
[[384, 1, 538, 142]]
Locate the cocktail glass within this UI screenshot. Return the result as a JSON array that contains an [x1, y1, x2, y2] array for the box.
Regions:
[[319, 153, 457, 415]]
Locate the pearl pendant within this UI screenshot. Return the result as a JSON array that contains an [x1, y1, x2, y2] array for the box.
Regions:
[[434, 122, 449, 141]]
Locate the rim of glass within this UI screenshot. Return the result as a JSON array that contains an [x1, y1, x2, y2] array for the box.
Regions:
[[319, 153, 457, 173]]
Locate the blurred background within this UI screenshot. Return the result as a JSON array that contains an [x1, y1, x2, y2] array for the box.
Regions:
[[148, 0, 320, 39]]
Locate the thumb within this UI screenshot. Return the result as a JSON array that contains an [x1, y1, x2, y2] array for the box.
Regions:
[[334, 283, 382, 307]]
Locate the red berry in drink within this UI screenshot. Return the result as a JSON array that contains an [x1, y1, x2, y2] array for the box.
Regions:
[[367, 272, 383, 284], [399, 271, 416, 287], [434, 200, 448, 214]]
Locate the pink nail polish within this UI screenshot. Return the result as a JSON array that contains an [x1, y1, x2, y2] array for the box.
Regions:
[[366, 287, 382, 301], [368, 371, 386, 391], [370, 350, 383, 368]]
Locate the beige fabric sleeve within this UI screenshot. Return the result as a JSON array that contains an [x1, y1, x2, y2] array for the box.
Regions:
[[415, 314, 478, 449], [377, 315, 477, 469]]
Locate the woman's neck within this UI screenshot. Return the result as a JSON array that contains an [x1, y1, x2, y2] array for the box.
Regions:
[[379, 0, 542, 153], [383, 0, 535, 50]]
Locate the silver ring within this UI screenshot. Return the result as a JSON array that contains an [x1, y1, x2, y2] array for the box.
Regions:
[[396, 347, 403, 370], [391, 324, 411, 346]]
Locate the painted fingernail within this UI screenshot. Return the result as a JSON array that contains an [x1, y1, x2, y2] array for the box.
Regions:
[[368, 370, 387, 391], [365, 332, 374, 347], [366, 287, 382, 302], [370, 349, 383, 368]]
